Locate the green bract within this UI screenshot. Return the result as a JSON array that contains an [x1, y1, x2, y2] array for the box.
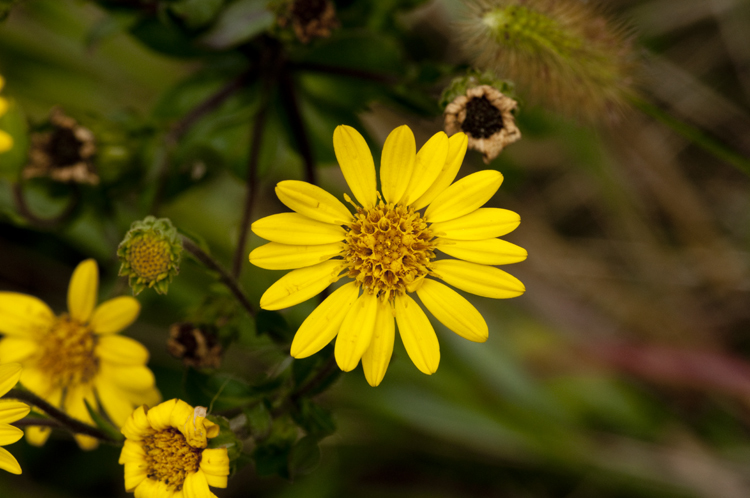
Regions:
[[117, 216, 182, 295]]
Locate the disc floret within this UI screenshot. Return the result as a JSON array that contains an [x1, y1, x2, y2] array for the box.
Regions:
[[118, 216, 182, 295]]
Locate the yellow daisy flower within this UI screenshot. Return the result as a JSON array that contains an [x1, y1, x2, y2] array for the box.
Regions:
[[0, 75, 13, 153], [0, 259, 160, 449], [119, 399, 230, 497], [0, 363, 30, 474], [249, 125, 526, 386]]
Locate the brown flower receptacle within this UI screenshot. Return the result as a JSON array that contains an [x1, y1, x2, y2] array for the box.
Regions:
[[278, 0, 339, 44], [444, 85, 521, 164]]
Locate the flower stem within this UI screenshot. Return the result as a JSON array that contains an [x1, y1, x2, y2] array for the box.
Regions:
[[181, 235, 256, 317], [279, 68, 317, 185], [11, 182, 81, 229], [7, 388, 120, 444]]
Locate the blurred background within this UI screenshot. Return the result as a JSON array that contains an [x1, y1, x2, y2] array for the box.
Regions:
[[2, 0, 750, 497]]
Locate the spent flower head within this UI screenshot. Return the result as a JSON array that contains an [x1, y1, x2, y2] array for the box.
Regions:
[[0, 260, 160, 450], [119, 399, 229, 496], [118, 216, 182, 296], [0, 363, 30, 474], [249, 125, 526, 386]]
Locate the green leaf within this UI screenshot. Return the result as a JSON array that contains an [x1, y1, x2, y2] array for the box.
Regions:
[[185, 369, 279, 411], [292, 398, 336, 438], [293, 31, 403, 75], [199, 0, 274, 50], [169, 0, 225, 30], [288, 435, 321, 478], [0, 99, 29, 182], [85, 11, 138, 50], [252, 414, 298, 478], [255, 309, 293, 344], [83, 398, 124, 443], [244, 402, 272, 439], [130, 17, 209, 58], [206, 414, 244, 461]]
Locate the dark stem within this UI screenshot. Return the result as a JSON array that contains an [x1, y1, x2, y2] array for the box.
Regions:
[[292, 356, 338, 400], [279, 68, 317, 185], [151, 74, 249, 214], [12, 182, 81, 229], [7, 388, 119, 443], [181, 235, 256, 317], [290, 61, 399, 85]]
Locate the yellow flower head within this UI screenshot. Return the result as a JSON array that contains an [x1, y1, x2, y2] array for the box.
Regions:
[[0, 363, 30, 474], [249, 125, 527, 386], [0, 259, 160, 449], [0, 75, 13, 153], [119, 399, 230, 497]]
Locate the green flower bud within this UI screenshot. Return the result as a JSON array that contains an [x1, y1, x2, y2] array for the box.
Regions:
[[117, 216, 182, 295]]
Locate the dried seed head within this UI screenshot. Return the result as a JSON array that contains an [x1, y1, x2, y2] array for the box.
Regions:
[[167, 322, 223, 369], [459, 0, 638, 122], [24, 107, 99, 184], [275, 0, 339, 44], [444, 83, 521, 164]]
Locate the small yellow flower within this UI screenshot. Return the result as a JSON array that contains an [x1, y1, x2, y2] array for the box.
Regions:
[[0, 363, 30, 474], [119, 399, 230, 497], [0, 75, 13, 153], [249, 125, 526, 386], [0, 259, 160, 449]]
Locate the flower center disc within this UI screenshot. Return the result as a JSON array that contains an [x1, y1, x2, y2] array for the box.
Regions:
[[37, 315, 98, 387], [344, 202, 436, 300], [128, 234, 172, 281], [143, 428, 201, 491]]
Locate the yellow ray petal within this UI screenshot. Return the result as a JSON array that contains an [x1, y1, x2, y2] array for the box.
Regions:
[[200, 448, 230, 479], [252, 213, 345, 245], [0, 363, 21, 398], [0, 424, 23, 446], [0, 446, 21, 475], [146, 399, 177, 432], [275, 180, 352, 224], [259, 260, 341, 311], [403, 131, 449, 205], [134, 477, 159, 498], [183, 469, 211, 498], [411, 132, 468, 210], [0, 401, 30, 424], [430, 208, 520, 240], [425, 170, 504, 223], [97, 335, 150, 365], [334, 292, 379, 372], [290, 282, 359, 358], [0, 131, 11, 154], [90, 296, 141, 335], [436, 238, 527, 265], [394, 294, 440, 375], [333, 125, 377, 208], [19, 367, 55, 399], [118, 439, 145, 464], [0, 97, 7, 117], [0, 338, 37, 363], [433, 260, 525, 299], [121, 405, 153, 441], [100, 364, 155, 393], [97, 379, 139, 428], [123, 462, 148, 491], [0, 292, 54, 337], [64, 385, 99, 450], [249, 242, 344, 270], [417, 279, 488, 342], [25, 426, 51, 447], [380, 125, 415, 205], [361, 299, 395, 386], [68, 259, 99, 323]]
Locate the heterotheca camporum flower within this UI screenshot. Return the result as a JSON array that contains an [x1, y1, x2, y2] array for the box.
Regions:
[[249, 125, 526, 386], [0, 363, 29, 474], [0, 75, 12, 153], [0, 259, 160, 449], [118, 216, 182, 296], [119, 399, 229, 497]]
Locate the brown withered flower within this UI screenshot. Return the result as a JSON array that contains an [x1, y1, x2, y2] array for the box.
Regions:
[[444, 85, 521, 164], [278, 0, 339, 44], [24, 107, 99, 185], [167, 322, 223, 369]]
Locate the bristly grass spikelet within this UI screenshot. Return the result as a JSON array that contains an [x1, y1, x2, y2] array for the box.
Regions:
[[460, 0, 638, 122]]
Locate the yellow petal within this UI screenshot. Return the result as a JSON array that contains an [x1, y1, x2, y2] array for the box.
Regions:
[[200, 448, 230, 479], [0, 292, 54, 337], [100, 364, 155, 393], [394, 294, 440, 375], [275, 180, 352, 225], [361, 299, 395, 387], [259, 260, 341, 311], [97, 335, 150, 365], [146, 399, 177, 431], [249, 242, 344, 270], [183, 469, 212, 498], [134, 477, 159, 498], [333, 125, 377, 208], [0, 363, 21, 398], [252, 213, 345, 245], [334, 292, 379, 372], [0, 424, 23, 446], [118, 439, 145, 464], [425, 170, 504, 223], [417, 280, 488, 342], [25, 426, 51, 447], [0, 97, 7, 117], [0, 338, 37, 363], [96, 378, 139, 428], [68, 259, 99, 322], [433, 260, 525, 299], [64, 385, 99, 450], [403, 131, 449, 205], [380, 125, 415, 205], [411, 132, 468, 210], [430, 208, 520, 240], [204, 472, 227, 488], [90, 296, 141, 335], [290, 282, 359, 358], [0, 401, 30, 424], [122, 405, 153, 441], [0, 446, 21, 475], [123, 462, 148, 491], [19, 367, 55, 399], [436, 238, 527, 265], [0, 131, 11, 154]]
